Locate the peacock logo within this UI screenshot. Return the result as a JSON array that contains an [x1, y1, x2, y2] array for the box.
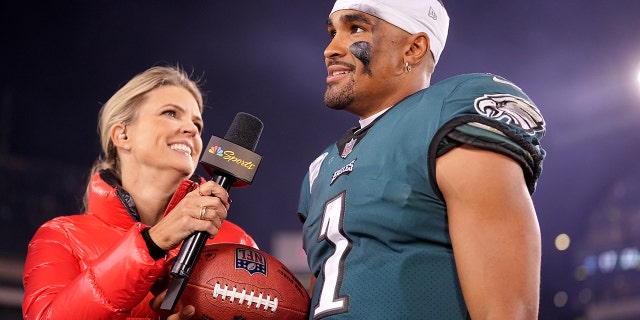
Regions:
[[207, 145, 257, 170], [208, 146, 224, 157]]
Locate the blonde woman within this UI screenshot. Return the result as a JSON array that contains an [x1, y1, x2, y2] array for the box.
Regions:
[[23, 66, 257, 319]]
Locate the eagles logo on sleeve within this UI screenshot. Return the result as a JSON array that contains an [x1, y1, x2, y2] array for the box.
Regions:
[[474, 94, 545, 134]]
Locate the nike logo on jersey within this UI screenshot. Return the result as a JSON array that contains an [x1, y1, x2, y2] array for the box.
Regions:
[[330, 159, 356, 186], [474, 94, 545, 134]]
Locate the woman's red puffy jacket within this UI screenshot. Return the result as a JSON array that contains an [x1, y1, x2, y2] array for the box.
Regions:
[[22, 172, 257, 319]]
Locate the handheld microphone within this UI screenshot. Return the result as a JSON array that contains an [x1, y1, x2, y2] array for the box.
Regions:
[[161, 112, 263, 311]]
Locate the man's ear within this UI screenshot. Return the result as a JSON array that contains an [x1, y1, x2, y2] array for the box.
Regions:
[[405, 32, 431, 65]]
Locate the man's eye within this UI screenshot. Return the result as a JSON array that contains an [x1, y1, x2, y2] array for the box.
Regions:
[[328, 30, 336, 39], [353, 26, 365, 33]]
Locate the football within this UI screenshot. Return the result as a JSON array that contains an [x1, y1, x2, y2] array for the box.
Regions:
[[173, 243, 310, 319]]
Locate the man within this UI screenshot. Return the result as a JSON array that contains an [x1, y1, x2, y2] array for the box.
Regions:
[[297, 0, 546, 319]]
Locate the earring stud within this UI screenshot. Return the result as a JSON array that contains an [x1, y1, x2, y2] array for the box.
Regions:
[[405, 62, 412, 73]]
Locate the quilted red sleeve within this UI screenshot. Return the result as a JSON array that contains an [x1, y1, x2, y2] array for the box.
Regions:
[[22, 222, 166, 320]]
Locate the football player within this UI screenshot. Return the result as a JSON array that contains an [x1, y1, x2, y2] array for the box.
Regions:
[[297, 0, 546, 319]]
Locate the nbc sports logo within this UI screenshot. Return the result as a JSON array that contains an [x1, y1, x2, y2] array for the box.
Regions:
[[208, 146, 224, 157]]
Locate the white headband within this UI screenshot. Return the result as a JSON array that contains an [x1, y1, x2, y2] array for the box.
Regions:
[[330, 0, 450, 65]]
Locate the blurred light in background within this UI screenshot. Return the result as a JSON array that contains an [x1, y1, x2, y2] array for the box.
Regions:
[[554, 291, 569, 308], [556, 233, 571, 251]]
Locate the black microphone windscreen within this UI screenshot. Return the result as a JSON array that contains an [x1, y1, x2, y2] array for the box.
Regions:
[[224, 112, 263, 152]]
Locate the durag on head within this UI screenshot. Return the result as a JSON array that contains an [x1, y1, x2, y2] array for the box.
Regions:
[[330, 0, 450, 66]]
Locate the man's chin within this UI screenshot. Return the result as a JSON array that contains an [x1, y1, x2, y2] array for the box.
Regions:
[[324, 94, 351, 111], [324, 83, 354, 111], [325, 103, 347, 111]]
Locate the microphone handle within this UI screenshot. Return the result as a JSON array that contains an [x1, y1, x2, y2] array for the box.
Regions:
[[170, 174, 235, 278]]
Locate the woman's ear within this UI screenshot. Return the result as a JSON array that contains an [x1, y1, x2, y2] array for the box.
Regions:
[[110, 123, 130, 150]]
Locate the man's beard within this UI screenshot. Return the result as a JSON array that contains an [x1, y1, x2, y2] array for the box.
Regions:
[[324, 78, 355, 111]]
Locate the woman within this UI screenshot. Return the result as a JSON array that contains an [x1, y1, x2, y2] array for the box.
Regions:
[[22, 66, 257, 319]]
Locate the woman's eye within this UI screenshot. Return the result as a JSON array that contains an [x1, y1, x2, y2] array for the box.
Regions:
[[163, 110, 177, 117]]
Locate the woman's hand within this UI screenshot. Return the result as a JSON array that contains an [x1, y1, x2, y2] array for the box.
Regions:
[[147, 181, 230, 251]]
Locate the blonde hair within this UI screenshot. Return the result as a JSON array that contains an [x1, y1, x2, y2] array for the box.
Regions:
[[83, 65, 204, 209]]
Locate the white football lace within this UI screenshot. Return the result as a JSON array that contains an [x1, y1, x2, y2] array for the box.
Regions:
[[213, 282, 279, 312]]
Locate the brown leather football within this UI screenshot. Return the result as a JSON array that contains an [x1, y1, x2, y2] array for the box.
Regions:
[[174, 243, 310, 319]]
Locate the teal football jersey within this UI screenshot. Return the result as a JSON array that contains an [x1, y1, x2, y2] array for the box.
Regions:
[[298, 73, 546, 319]]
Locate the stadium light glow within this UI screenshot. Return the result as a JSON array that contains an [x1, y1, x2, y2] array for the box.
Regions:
[[555, 233, 571, 251]]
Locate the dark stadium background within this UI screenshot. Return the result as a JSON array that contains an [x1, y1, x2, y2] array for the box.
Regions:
[[2, 1, 640, 319]]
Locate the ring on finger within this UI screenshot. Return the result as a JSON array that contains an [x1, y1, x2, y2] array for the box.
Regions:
[[199, 206, 207, 220]]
